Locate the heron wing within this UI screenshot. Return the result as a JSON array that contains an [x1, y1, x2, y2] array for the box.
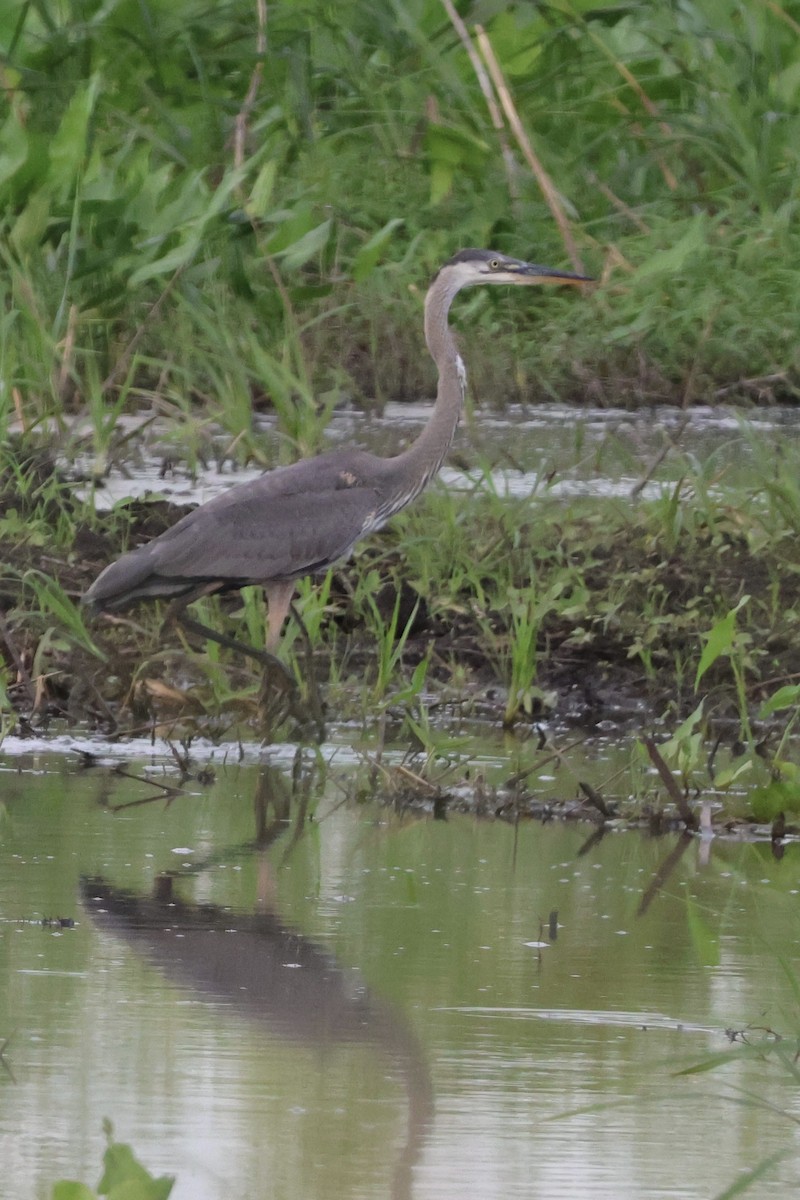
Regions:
[[149, 471, 380, 581], [84, 452, 384, 609]]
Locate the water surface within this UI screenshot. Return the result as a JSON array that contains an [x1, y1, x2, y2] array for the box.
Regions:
[[1, 747, 798, 1199], [70, 402, 798, 507]]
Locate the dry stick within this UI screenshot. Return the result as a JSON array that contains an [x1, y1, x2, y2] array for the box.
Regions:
[[759, 0, 800, 38], [608, 94, 677, 194], [578, 780, 613, 820], [585, 170, 651, 235], [636, 832, 694, 917], [233, 0, 268, 172], [642, 736, 698, 830], [629, 426, 686, 500], [568, 3, 678, 191], [715, 372, 788, 399], [474, 26, 584, 275], [630, 310, 716, 498], [439, 0, 519, 203], [11, 387, 25, 433], [100, 269, 182, 398], [56, 303, 78, 400]]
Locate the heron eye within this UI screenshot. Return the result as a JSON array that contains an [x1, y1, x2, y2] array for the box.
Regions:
[[489, 258, 500, 270]]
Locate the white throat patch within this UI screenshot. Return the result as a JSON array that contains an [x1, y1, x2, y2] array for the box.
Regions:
[[455, 353, 467, 398]]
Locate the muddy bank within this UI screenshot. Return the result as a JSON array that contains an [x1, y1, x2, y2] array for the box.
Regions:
[[0, 467, 795, 741]]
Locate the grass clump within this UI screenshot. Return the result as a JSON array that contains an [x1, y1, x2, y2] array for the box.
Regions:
[[0, 0, 798, 440]]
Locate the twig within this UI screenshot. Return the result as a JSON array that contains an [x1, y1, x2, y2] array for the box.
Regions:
[[392, 762, 442, 795], [109, 765, 184, 803], [56, 303, 78, 400], [233, 0, 268, 171], [11, 387, 25, 433], [565, 0, 678, 192], [679, 309, 719, 409], [608, 97, 678, 193], [578, 779, 613, 819], [630, 414, 690, 499], [758, 0, 800, 38], [100, 270, 182, 397], [505, 735, 587, 788], [439, 0, 518, 202], [630, 308, 716, 498], [642, 735, 698, 830], [474, 25, 584, 274], [585, 170, 651, 234], [0, 1034, 16, 1083], [714, 372, 789, 399]]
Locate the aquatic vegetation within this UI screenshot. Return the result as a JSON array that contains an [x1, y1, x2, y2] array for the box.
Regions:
[[50, 1121, 174, 1200]]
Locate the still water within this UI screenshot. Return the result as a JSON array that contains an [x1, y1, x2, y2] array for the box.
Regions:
[[72, 402, 800, 508], [1, 745, 799, 1199]]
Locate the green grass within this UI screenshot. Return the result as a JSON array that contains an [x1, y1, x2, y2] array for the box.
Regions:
[[0, 0, 797, 433], [4, 425, 796, 739]]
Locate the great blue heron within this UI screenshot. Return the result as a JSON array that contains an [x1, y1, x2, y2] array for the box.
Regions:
[[83, 249, 590, 670]]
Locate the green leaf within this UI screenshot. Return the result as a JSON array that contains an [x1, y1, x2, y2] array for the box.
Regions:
[[635, 215, 709, 280], [351, 218, 404, 282], [97, 1142, 173, 1199], [51, 1184, 97, 1200], [424, 124, 490, 171], [0, 111, 29, 192], [772, 60, 800, 106], [759, 684, 800, 718], [48, 75, 100, 198], [128, 167, 246, 286], [749, 779, 800, 822], [660, 699, 705, 758], [26, 575, 107, 660], [712, 1150, 788, 1200], [712, 758, 752, 790], [105, 1182, 173, 1200], [695, 596, 749, 690], [274, 219, 332, 270], [773, 758, 800, 782], [428, 160, 453, 205], [247, 159, 278, 218], [127, 237, 201, 287]]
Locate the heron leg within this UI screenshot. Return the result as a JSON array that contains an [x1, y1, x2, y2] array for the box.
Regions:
[[163, 588, 295, 687], [163, 587, 322, 739], [172, 610, 295, 685], [264, 580, 296, 653]]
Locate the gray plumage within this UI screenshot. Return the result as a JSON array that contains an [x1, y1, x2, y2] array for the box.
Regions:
[[85, 450, 390, 610], [83, 249, 589, 652]]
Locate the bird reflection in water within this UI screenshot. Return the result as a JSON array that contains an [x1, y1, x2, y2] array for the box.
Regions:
[[82, 765, 432, 1200]]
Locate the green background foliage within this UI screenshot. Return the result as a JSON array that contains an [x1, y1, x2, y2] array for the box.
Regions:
[[1, 0, 799, 439]]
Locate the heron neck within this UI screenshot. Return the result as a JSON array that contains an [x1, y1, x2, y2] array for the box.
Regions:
[[392, 280, 464, 489]]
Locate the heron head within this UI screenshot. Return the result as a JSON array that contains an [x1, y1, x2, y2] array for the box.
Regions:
[[440, 248, 593, 290]]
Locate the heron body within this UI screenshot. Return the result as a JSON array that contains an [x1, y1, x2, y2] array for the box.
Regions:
[[83, 249, 589, 656]]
